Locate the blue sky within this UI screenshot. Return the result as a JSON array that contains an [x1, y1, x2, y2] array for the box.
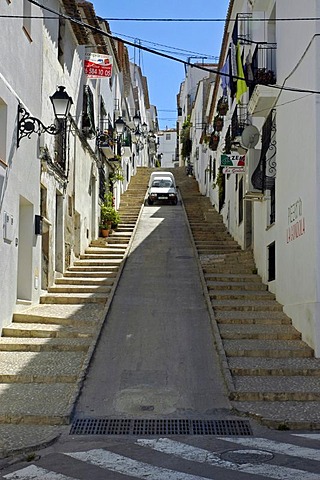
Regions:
[[92, 1, 230, 129]]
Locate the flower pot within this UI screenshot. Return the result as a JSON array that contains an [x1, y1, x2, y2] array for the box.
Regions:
[[100, 228, 110, 238]]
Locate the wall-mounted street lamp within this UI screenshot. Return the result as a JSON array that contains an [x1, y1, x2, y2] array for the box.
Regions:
[[114, 116, 126, 136], [17, 86, 73, 147], [133, 113, 141, 129]]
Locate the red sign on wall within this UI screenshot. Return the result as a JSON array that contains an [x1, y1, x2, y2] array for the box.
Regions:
[[84, 53, 113, 78]]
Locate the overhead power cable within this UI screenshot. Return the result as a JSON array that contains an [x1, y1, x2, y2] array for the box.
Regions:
[[104, 17, 320, 22], [27, 0, 320, 96]]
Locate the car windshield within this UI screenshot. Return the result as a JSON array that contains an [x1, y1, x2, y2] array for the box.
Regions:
[[152, 179, 173, 188]]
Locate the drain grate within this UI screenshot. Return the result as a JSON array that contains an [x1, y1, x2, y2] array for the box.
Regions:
[[70, 418, 252, 436]]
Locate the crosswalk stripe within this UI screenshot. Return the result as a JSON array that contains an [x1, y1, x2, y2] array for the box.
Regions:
[[293, 434, 320, 440], [64, 448, 212, 480], [219, 437, 320, 461], [4, 464, 77, 479], [137, 438, 320, 480]]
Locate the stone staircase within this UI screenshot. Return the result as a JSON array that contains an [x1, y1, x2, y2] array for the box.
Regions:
[[176, 167, 320, 429], [0, 168, 151, 428]]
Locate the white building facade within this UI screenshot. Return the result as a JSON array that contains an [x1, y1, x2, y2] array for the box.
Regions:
[[157, 129, 177, 168], [0, 0, 155, 334], [183, 0, 320, 356]]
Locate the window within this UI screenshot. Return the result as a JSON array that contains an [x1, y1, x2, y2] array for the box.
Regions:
[[209, 156, 212, 182], [82, 86, 95, 138], [269, 184, 276, 224], [0, 99, 7, 163], [268, 242, 276, 281], [54, 119, 67, 173], [238, 177, 243, 224], [58, 18, 66, 66], [166, 133, 171, 140]]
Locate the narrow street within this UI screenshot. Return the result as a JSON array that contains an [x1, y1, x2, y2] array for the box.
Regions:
[[73, 183, 229, 419], [2, 169, 320, 479]]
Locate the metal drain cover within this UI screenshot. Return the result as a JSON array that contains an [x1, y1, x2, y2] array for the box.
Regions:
[[70, 418, 252, 436]]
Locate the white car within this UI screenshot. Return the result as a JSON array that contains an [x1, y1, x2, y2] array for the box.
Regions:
[[147, 172, 178, 205]]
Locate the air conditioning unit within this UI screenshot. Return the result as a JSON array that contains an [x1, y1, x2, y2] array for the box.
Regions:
[[244, 149, 264, 200]]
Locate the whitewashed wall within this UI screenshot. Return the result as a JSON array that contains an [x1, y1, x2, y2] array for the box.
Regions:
[[0, 1, 43, 330]]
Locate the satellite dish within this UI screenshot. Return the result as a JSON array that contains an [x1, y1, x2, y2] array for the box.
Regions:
[[241, 125, 260, 149]]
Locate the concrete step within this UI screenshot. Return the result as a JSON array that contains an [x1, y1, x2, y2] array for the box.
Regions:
[[219, 324, 301, 341], [209, 290, 275, 301], [205, 273, 262, 283], [212, 299, 283, 311], [223, 339, 313, 358], [215, 310, 291, 324], [64, 269, 117, 277], [231, 401, 320, 429], [0, 337, 91, 352], [228, 357, 320, 376], [231, 376, 320, 402], [40, 293, 108, 304], [0, 351, 85, 383], [12, 304, 104, 326], [207, 281, 268, 291], [55, 277, 114, 286], [48, 285, 111, 294], [73, 259, 123, 266], [0, 383, 77, 424], [2, 322, 94, 339], [85, 247, 126, 254], [79, 253, 125, 260]]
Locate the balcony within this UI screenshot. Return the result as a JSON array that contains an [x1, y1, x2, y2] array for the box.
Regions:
[[248, 43, 277, 117], [98, 133, 115, 158], [248, 84, 278, 117]]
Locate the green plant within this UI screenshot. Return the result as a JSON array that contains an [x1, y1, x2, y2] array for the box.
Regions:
[[180, 115, 192, 160], [212, 167, 225, 212], [100, 204, 120, 228], [110, 166, 124, 183]]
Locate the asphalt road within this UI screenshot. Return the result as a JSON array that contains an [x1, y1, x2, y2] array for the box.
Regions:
[[74, 201, 230, 418]]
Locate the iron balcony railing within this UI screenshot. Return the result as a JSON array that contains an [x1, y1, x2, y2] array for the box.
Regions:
[[249, 43, 277, 95]]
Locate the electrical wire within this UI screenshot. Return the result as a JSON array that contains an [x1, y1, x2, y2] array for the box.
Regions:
[[102, 17, 320, 22], [26, 0, 320, 96], [4, 15, 320, 22], [112, 31, 219, 60]]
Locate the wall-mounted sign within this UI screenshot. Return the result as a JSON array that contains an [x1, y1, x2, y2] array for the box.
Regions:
[[286, 197, 306, 243], [84, 53, 113, 78], [221, 154, 245, 174]]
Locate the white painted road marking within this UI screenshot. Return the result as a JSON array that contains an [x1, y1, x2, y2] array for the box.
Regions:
[[4, 464, 77, 479], [219, 436, 320, 461], [65, 448, 212, 480], [294, 434, 320, 440], [137, 438, 320, 480]]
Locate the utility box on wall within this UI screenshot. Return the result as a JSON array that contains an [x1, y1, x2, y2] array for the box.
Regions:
[[3, 212, 14, 242]]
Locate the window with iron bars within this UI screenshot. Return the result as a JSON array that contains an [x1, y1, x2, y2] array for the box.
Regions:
[[54, 118, 67, 174]]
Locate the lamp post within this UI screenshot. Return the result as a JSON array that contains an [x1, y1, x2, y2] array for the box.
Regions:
[[114, 116, 126, 136], [17, 86, 73, 147]]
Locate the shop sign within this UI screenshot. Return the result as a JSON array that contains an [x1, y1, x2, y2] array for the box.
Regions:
[[84, 53, 113, 78], [221, 154, 245, 174]]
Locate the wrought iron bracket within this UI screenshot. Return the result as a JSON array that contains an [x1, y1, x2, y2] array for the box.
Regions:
[[17, 104, 63, 148]]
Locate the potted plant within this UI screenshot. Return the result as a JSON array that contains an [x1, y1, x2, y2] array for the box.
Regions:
[[100, 204, 121, 230], [217, 96, 229, 116], [214, 115, 224, 132], [209, 133, 220, 151]]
